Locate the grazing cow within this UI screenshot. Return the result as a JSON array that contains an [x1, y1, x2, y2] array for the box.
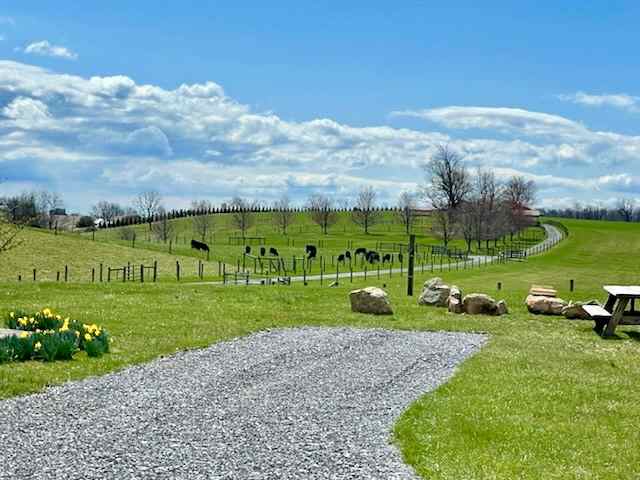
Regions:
[[191, 239, 210, 252], [269, 247, 279, 257], [245, 245, 251, 255], [337, 254, 345, 263], [345, 251, 351, 261], [260, 246, 266, 256], [382, 253, 391, 263], [366, 250, 380, 264], [354, 247, 367, 257], [306, 244, 317, 259]]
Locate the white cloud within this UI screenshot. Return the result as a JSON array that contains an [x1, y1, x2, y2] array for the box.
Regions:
[[1, 60, 640, 210], [22, 40, 78, 60], [557, 92, 640, 111], [0, 35, 5, 42]]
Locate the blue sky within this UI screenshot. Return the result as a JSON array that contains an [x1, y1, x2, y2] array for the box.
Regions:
[[1, 1, 640, 212]]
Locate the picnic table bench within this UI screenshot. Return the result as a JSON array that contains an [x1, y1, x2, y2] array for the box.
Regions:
[[587, 285, 640, 336]]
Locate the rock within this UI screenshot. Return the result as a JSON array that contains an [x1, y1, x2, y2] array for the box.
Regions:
[[448, 296, 464, 314], [562, 300, 599, 320], [418, 277, 451, 307], [525, 295, 567, 315], [450, 285, 462, 300], [463, 293, 498, 315], [349, 287, 393, 315], [496, 300, 509, 316]]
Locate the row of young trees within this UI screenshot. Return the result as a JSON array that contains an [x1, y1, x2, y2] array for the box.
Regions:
[[542, 198, 640, 223]]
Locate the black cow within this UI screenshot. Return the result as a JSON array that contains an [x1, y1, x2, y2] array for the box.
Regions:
[[382, 253, 391, 263], [345, 250, 351, 260], [337, 254, 345, 263], [245, 245, 251, 255], [260, 246, 266, 256], [354, 247, 367, 257], [269, 247, 279, 256], [191, 239, 210, 252], [306, 244, 317, 259], [366, 250, 380, 264]]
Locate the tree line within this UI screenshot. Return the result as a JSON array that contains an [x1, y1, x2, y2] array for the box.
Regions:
[[542, 198, 640, 223]]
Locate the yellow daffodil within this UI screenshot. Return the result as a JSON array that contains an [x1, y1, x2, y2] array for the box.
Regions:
[[19, 332, 29, 338], [34, 341, 42, 350], [84, 333, 92, 341], [42, 308, 52, 317], [9, 312, 14, 318]]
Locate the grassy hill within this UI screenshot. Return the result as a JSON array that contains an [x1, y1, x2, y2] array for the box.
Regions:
[[83, 210, 545, 276], [0, 228, 208, 282]]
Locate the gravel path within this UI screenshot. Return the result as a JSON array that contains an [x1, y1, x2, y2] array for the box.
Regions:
[[0, 327, 485, 480]]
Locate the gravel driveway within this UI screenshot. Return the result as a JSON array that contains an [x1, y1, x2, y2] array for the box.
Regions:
[[0, 327, 485, 479]]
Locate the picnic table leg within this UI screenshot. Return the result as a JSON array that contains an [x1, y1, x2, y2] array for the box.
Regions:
[[604, 297, 629, 337], [603, 294, 616, 313]]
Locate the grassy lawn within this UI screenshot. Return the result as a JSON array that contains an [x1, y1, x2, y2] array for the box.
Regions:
[[0, 218, 638, 478]]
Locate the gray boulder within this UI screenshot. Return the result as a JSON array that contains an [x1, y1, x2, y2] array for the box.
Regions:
[[447, 285, 464, 314], [463, 293, 498, 315], [562, 300, 599, 320], [496, 300, 509, 316], [525, 295, 567, 315], [418, 277, 451, 307], [349, 287, 393, 315]]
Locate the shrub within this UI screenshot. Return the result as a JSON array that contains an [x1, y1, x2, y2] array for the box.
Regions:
[[76, 216, 95, 228]]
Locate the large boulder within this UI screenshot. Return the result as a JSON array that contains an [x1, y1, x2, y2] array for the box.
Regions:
[[525, 295, 567, 315], [463, 293, 499, 315], [562, 300, 599, 320], [418, 277, 451, 307], [496, 300, 509, 316], [349, 287, 393, 315], [448, 285, 464, 314]]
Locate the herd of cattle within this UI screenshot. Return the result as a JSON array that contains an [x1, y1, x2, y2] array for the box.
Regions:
[[191, 239, 402, 265]]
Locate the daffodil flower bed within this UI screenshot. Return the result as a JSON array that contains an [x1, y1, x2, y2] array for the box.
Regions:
[[0, 308, 111, 364]]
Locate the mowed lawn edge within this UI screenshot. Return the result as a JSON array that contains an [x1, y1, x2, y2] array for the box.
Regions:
[[0, 218, 638, 478]]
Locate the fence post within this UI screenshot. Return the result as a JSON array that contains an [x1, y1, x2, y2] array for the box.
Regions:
[[100, 263, 103, 282], [108, 268, 111, 282], [176, 261, 180, 281], [153, 261, 158, 282], [570, 279, 574, 292], [122, 266, 126, 282], [92, 268, 95, 283], [407, 234, 415, 296], [57, 271, 60, 282], [140, 264, 144, 283], [33, 268, 36, 282]]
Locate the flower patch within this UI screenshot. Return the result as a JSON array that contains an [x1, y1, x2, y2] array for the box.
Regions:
[[1, 308, 111, 364]]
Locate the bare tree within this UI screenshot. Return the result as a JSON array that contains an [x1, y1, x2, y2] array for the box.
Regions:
[[502, 176, 537, 235], [191, 200, 214, 241], [396, 191, 417, 234], [230, 197, 258, 236], [272, 195, 295, 235], [307, 194, 338, 234], [37, 191, 64, 229], [0, 213, 24, 254], [616, 198, 635, 222], [151, 208, 175, 243], [351, 186, 379, 234], [422, 144, 471, 246], [92, 201, 125, 225], [135, 191, 163, 230]]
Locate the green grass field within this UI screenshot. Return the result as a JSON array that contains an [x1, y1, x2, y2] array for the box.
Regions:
[[1, 218, 638, 478]]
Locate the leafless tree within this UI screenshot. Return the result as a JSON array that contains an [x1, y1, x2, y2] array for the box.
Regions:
[[230, 197, 258, 236], [307, 194, 338, 234], [351, 186, 380, 234], [92, 201, 125, 225], [191, 200, 214, 241], [135, 191, 163, 230], [37, 191, 64, 229], [422, 144, 471, 246], [396, 191, 417, 235], [616, 198, 635, 222], [272, 195, 295, 235], [0, 213, 24, 254], [151, 208, 175, 243], [502, 175, 537, 235]]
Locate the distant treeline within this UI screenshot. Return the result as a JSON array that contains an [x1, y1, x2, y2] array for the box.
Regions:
[[541, 199, 639, 223]]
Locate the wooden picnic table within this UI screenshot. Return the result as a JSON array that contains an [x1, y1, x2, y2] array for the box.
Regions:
[[601, 285, 640, 336]]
